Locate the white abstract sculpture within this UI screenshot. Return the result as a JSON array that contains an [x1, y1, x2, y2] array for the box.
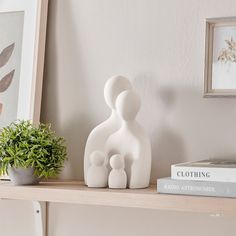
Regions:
[[84, 76, 152, 189], [87, 151, 108, 188], [84, 75, 132, 185], [106, 90, 152, 189], [108, 154, 127, 189]]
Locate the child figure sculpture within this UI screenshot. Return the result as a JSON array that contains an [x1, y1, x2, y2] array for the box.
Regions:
[[108, 154, 127, 189], [87, 151, 108, 188]]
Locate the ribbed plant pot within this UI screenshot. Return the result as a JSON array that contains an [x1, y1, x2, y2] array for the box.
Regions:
[[8, 167, 40, 185]]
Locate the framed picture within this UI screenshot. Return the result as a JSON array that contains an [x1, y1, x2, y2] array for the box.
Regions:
[[0, 0, 48, 127], [204, 17, 236, 97], [0, 0, 48, 179]]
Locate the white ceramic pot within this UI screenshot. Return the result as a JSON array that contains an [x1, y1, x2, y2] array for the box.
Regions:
[[8, 167, 40, 185]]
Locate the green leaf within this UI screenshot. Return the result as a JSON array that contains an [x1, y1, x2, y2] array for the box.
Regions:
[[0, 120, 67, 178]]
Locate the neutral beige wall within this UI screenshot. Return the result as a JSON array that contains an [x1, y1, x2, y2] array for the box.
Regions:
[[1, 0, 236, 235], [42, 0, 236, 182]]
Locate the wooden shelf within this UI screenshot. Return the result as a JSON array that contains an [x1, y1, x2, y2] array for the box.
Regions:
[[0, 180, 235, 215]]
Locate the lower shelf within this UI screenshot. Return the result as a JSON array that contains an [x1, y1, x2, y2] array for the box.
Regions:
[[0, 180, 235, 215]]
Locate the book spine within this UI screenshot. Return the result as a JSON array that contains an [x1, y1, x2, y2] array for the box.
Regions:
[[157, 178, 236, 198], [171, 165, 236, 182]]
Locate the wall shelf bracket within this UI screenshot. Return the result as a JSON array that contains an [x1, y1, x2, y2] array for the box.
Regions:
[[32, 201, 47, 236]]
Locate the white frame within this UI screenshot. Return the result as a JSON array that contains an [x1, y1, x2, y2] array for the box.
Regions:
[[204, 17, 236, 97], [0, 0, 48, 180], [0, 0, 48, 123]]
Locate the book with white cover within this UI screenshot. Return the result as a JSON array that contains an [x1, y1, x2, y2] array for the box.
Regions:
[[171, 159, 236, 182], [157, 177, 236, 198]]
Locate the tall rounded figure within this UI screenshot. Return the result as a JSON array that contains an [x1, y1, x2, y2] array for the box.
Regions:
[[106, 90, 152, 188], [84, 75, 132, 185]]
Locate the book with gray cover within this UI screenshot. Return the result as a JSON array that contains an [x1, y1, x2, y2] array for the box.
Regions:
[[171, 159, 236, 182], [157, 177, 236, 198]]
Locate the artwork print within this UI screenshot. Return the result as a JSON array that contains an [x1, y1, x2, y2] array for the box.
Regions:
[[0, 12, 24, 127], [212, 26, 236, 89], [204, 18, 236, 96]]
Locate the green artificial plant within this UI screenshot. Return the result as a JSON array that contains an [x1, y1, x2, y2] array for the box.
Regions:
[[0, 120, 67, 178]]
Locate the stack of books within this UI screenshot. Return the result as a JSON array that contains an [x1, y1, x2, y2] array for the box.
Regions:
[[157, 159, 236, 198]]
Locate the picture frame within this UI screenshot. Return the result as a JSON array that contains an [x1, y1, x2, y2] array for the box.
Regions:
[[0, 0, 48, 179], [204, 17, 236, 97], [0, 0, 48, 125]]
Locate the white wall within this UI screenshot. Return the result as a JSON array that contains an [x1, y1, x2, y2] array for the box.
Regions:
[[1, 0, 236, 235]]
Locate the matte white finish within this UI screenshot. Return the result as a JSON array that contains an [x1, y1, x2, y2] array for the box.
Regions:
[[109, 154, 127, 189], [85, 78, 151, 189], [87, 151, 108, 188], [32, 201, 46, 236], [104, 75, 132, 109], [116, 90, 141, 121], [106, 90, 152, 188], [84, 75, 132, 184]]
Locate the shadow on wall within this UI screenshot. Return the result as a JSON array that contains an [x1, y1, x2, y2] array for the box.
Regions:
[[152, 126, 185, 180], [151, 84, 236, 182], [41, 0, 59, 124], [132, 75, 186, 183], [151, 86, 186, 182], [41, 0, 97, 179]]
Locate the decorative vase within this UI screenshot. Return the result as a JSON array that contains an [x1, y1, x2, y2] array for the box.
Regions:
[[8, 167, 40, 185]]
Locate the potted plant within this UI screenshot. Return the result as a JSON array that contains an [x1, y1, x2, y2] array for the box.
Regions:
[[0, 120, 67, 185]]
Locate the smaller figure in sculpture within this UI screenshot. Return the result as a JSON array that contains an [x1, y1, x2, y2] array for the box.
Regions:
[[108, 154, 127, 189], [87, 151, 108, 188]]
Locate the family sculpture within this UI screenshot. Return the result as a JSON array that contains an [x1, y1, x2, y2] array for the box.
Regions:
[[84, 75, 151, 189]]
